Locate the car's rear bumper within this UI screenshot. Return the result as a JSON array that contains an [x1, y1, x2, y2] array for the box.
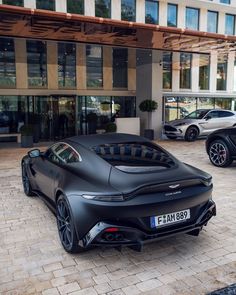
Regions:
[[78, 200, 216, 249]]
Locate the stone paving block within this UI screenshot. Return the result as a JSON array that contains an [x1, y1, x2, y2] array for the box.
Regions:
[[58, 282, 81, 294], [42, 287, 60, 295], [94, 282, 112, 294], [136, 279, 163, 292]]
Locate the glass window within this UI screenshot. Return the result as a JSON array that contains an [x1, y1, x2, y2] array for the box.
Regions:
[[2, 0, 23, 6], [167, 3, 177, 27], [27, 40, 47, 87], [145, 0, 159, 24], [58, 43, 76, 88], [0, 38, 16, 87], [225, 14, 235, 35], [112, 96, 136, 119], [185, 7, 199, 30], [48, 143, 81, 164], [219, 110, 234, 117], [180, 53, 191, 89], [207, 11, 218, 33], [199, 54, 210, 90], [95, 0, 111, 18], [36, 0, 55, 11], [163, 52, 172, 89], [67, 0, 84, 14], [113, 48, 128, 88], [86, 45, 103, 88], [121, 0, 136, 22], [220, 0, 230, 4], [217, 55, 227, 91]]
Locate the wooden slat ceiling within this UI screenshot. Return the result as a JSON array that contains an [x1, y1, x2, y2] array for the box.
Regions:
[[0, 5, 236, 54]]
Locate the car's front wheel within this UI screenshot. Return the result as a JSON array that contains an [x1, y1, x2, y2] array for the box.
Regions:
[[56, 194, 84, 253], [21, 161, 35, 197], [185, 126, 199, 142], [208, 139, 233, 167]]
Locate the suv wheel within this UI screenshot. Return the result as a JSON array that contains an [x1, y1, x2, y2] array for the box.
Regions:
[[21, 161, 35, 196], [185, 126, 199, 142], [208, 139, 233, 167]]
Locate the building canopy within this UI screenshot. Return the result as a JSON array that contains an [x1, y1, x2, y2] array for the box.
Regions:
[[1, 4, 236, 54]]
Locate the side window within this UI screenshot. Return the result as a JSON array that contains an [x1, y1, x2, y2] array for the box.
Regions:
[[46, 143, 81, 165], [219, 111, 234, 117], [207, 111, 220, 118], [46, 148, 61, 164]]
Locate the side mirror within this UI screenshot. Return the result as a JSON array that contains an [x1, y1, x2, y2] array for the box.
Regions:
[[28, 149, 40, 158]]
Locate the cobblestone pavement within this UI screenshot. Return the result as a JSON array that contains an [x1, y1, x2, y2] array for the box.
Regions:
[[0, 140, 235, 295]]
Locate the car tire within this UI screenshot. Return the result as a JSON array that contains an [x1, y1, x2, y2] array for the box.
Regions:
[[166, 135, 177, 140], [21, 161, 35, 197], [208, 139, 233, 167], [56, 194, 84, 253], [184, 126, 199, 142]]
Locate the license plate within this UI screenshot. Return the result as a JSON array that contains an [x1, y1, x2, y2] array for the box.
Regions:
[[150, 209, 190, 228]]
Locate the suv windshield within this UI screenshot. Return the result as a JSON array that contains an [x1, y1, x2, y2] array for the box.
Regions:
[[185, 109, 209, 119], [92, 142, 175, 172]]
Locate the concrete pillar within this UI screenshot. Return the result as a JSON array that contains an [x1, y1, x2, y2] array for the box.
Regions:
[[24, 0, 36, 9], [192, 54, 200, 92], [172, 52, 180, 92], [0, 0, 2, 4], [178, 4, 185, 29], [15, 39, 28, 89], [159, 1, 167, 26], [210, 51, 217, 92], [227, 52, 235, 92], [47, 41, 58, 90], [112, 0, 121, 20], [77, 44, 86, 90], [56, 0, 66, 12], [85, 0, 95, 16], [218, 11, 225, 34], [103, 47, 112, 90], [200, 8, 207, 32], [128, 48, 136, 91], [136, 0, 145, 23]]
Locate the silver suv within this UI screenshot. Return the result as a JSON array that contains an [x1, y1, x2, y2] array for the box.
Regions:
[[163, 109, 236, 141]]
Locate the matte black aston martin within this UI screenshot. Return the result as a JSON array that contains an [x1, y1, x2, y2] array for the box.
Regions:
[[206, 126, 236, 167], [21, 133, 216, 253]]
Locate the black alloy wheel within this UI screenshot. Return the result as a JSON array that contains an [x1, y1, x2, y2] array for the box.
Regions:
[[185, 126, 199, 142], [208, 139, 233, 167], [21, 162, 34, 196], [56, 195, 83, 253]]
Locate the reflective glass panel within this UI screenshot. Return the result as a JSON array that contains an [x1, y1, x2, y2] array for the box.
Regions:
[[167, 4, 177, 27], [113, 48, 128, 88], [145, 0, 159, 25], [163, 52, 172, 89], [220, 0, 230, 4], [2, 0, 23, 6], [58, 43, 76, 88], [67, 0, 84, 14], [0, 38, 16, 87], [180, 53, 191, 89], [225, 14, 235, 35], [36, 0, 55, 10], [95, 0, 111, 18], [217, 55, 227, 91], [186, 7, 199, 30], [121, 0, 136, 21], [27, 40, 47, 87], [199, 54, 210, 90], [86, 45, 103, 88], [207, 11, 218, 33]]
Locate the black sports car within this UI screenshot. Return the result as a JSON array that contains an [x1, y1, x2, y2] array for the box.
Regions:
[[206, 126, 236, 167], [21, 133, 216, 253]]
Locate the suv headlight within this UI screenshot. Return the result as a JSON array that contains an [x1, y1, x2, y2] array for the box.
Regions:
[[202, 177, 212, 187], [82, 194, 124, 201]]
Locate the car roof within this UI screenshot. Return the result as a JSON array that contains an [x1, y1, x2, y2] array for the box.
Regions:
[[66, 133, 149, 149]]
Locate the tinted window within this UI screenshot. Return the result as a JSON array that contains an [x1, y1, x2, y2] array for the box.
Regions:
[[219, 111, 234, 117], [113, 48, 128, 88], [206, 111, 221, 118], [145, 0, 159, 24], [47, 143, 81, 164], [92, 142, 175, 171], [186, 7, 199, 30], [121, 0, 136, 21], [185, 109, 209, 119], [167, 3, 177, 27], [207, 11, 218, 33], [67, 0, 84, 14], [3, 0, 23, 6], [95, 0, 111, 18], [0, 38, 16, 87], [36, 0, 55, 10], [225, 14, 235, 35]]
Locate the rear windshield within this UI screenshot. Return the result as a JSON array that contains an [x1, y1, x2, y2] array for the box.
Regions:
[[92, 142, 175, 172]]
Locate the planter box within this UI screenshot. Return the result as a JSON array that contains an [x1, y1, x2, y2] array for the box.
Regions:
[[116, 117, 140, 135]]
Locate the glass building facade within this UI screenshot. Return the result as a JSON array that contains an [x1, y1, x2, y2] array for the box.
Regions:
[[121, 0, 136, 21], [186, 7, 199, 30], [225, 14, 235, 35], [36, 0, 55, 11], [67, 0, 84, 14], [207, 11, 218, 33], [95, 0, 111, 18], [167, 4, 177, 27], [180, 53, 192, 89], [145, 0, 159, 24], [0, 38, 16, 87]]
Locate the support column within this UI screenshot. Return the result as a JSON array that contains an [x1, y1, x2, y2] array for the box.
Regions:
[[56, 0, 66, 12], [47, 41, 58, 90], [85, 0, 95, 16], [210, 51, 217, 92], [200, 8, 207, 32], [192, 54, 200, 92], [77, 44, 86, 90], [24, 0, 36, 9], [112, 0, 121, 20], [103, 47, 112, 90], [172, 52, 180, 92], [15, 39, 28, 89], [227, 52, 235, 92], [159, 1, 167, 26], [136, 0, 145, 23], [177, 5, 185, 29], [128, 48, 136, 91]]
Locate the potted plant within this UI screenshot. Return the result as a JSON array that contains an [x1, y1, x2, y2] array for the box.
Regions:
[[105, 122, 117, 133], [139, 99, 158, 140], [20, 124, 34, 148]]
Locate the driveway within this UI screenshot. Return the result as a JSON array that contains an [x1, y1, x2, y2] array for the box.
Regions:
[[0, 140, 235, 295]]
